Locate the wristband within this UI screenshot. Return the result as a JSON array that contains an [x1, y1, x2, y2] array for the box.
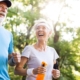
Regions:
[[27, 68, 34, 76], [12, 57, 16, 64], [8, 57, 16, 66]]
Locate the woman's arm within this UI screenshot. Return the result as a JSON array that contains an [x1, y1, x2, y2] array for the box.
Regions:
[[14, 56, 28, 76], [15, 56, 46, 76]]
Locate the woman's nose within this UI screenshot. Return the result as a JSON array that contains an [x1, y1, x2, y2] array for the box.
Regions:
[[38, 28, 43, 31]]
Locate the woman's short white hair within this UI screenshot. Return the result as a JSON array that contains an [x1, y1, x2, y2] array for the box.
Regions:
[[33, 18, 53, 32]]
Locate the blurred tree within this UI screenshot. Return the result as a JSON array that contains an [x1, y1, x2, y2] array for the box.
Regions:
[[2, 0, 79, 80]]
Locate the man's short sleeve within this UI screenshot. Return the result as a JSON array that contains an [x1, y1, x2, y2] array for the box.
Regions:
[[8, 33, 14, 54]]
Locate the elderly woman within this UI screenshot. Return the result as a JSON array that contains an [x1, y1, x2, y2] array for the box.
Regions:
[[15, 19, 60, 80]]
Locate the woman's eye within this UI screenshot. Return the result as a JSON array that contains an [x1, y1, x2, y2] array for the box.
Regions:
[[36, 27, 39, 30], [43, 27, 46, 29]]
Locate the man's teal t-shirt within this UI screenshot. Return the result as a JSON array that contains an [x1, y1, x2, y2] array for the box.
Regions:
[[0, 26, 13, 80]]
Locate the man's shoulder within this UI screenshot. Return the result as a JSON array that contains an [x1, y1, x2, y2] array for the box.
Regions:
[[4, 28, 12, 34]]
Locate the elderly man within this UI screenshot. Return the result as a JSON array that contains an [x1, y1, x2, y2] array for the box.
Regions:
[[0, 0, 21, 80]]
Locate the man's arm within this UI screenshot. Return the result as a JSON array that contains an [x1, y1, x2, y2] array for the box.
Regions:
[[8, 53, 21, 66], [52, 60, 60, 80], [53, 61, 59, 69], [8, 54, 16, 66]]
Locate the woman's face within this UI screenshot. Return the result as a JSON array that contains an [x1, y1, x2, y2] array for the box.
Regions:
[[35, 25, 51, 42]]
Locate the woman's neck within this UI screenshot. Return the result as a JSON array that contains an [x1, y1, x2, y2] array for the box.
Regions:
[[34, 41, 47, 51]]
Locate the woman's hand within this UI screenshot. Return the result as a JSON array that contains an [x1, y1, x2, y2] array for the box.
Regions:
[[33, 66, 46, 75], [52, 69, 60, 79]]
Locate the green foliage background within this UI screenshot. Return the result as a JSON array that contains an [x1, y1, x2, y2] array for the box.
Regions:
[[3, 0, 80, 80]]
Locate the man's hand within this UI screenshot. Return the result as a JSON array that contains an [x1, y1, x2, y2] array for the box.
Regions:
[[12, 52, 21, 64]]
